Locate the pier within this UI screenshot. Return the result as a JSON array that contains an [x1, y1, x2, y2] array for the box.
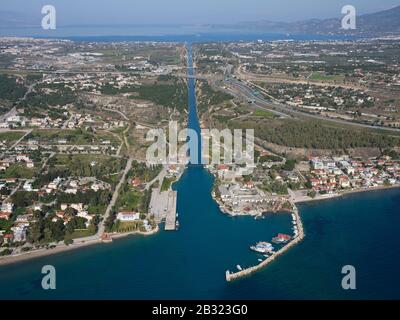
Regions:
[[226, 204, 304, 282], [149, 189, 178, 230], [165, 190, 178, 231]]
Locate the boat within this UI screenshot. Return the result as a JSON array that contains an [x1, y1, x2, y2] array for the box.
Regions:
[[258, 259, 263, 262], [236, 265, 243, 271], [250, 242, 274, 253], [175, 220, 180, 230], [272, 233, 292, 244]]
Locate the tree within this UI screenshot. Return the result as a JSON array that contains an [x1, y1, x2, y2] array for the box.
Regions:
[[64, 232, 73, 245], [27, 218, 44, 244], [307, 190, 317, 198]]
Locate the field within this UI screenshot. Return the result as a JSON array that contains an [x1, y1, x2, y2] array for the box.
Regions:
[[0, 131, 25, 146], [252, 109, 275, 118], [0, 163, 37, 179], [309, 72, 345, 82], [112, 220, 144, 233], [117, 189, 143, 212]]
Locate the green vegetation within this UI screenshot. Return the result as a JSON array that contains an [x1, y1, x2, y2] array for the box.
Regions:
[[49, 154, 126, 179], [112, 220, 144, 233], [0, 219, 13, 230], [71, 227, 96, 239], [282, 159, 297, 171], [230, 118, 400, 149], [22, 85, 75, 109], [161, 177, 176, 191], [259, 154, 282, 163], [310, 72, 345, 82], [0, 74, 26, 102], [197, 80, 233, 113], [0, 131, 25, 144], [11, 191, 38, 207], [57, 190, 111, 208], [0, 249, 12, 256], [252, 109, 274, 118], [136, 82, 187, 112], [129, 161, 161, 183], [262, 180, 288, 195], [0, 163, 36, 179], [101, 77, 188, 112], [117, 188, 143, 211]]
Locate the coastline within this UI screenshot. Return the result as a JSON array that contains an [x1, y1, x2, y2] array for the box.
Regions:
[[294, 184, 400, 204], [0, 225, 160, 267]]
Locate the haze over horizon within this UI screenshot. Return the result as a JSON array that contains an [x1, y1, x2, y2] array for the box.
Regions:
[[0, 0, 399, 26]]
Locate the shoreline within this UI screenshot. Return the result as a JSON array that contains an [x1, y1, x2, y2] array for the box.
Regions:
[[2, 179, 397, 269], [0, 225, 160, 267], [294, 184, 400, 204]]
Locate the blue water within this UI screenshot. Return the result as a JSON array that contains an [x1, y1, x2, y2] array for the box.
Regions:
[[0, 24, 357, 42], [0, 44, 399, 300]]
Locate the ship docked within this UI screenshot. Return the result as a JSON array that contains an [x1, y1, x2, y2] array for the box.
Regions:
[[272, 233, 292, 244], [250, 242, 274, 253]]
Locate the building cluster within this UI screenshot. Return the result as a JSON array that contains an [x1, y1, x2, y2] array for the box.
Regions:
[[308, 156, 400, 193], [0, 113, 66, 129], [0, 153, 35, 170], [211, 164, 290, 216], [0, 176, 112, 244]]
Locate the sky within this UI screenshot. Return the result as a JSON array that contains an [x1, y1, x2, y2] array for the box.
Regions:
[[0, 0, 399, 25]]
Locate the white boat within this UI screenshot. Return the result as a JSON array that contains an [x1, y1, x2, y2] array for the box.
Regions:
[[258, 259, 263, 262], [236, 265, 243, 271], [250, 242, 274, 253]]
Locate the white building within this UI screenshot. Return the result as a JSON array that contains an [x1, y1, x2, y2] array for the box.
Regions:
[[117, 212, 140, 222]]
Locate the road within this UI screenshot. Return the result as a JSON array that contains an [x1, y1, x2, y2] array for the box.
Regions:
[[6, 129, 33, 152], [145, 165, 167, 191], [96, 157, 134, 237], [72, 157, 134, 243], [223, 79, 400, 133]]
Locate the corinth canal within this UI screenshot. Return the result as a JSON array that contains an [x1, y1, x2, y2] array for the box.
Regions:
[[0, 45, 399, 299]]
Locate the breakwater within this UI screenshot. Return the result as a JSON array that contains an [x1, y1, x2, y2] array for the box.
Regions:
[[226, 203, 304, 282]]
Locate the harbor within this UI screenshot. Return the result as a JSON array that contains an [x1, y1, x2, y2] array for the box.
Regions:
[[226, 203, 305, 282]]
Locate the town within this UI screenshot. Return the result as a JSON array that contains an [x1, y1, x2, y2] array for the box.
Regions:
[[0, 37, 187, 258]]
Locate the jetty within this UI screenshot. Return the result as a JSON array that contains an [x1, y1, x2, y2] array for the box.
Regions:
[[164, 190, 178, 231], [149, 188, 178, 230], [226, 204, 304, 282]]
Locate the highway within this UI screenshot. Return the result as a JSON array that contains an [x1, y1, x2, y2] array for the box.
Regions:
[[223, 78, 400, 133]]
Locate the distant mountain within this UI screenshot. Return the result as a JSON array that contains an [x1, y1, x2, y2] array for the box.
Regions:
[[1, 5, 399, 37], [211, 5, 400, 37]]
